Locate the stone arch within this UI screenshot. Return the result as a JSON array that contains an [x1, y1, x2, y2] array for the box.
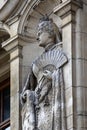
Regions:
[[18, 0, 62, 43], [0, 0, 20, 21], [18, 0, 63, 88]]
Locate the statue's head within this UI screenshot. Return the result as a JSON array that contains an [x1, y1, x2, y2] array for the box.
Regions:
[[37, 15, 62, 48]]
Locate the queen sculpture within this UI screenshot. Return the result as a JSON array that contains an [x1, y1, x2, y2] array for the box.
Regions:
[[21, 15, 68, 130]]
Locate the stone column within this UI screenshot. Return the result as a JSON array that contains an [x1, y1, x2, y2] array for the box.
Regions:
[[2, 35, 27, 130], [54, 0, 82, 130]]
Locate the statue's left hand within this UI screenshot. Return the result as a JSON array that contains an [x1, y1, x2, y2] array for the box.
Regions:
[[43, 70, 52, 80]]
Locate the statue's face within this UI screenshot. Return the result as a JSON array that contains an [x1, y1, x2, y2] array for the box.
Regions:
[[38, 31, 54, 47], [37, 19, 55, 48], [38, 31, 50, 46]]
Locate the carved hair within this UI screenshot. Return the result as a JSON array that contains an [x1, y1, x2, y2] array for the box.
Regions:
[[37, 15, 62, 43]]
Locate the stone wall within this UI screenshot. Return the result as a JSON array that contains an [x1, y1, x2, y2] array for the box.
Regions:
[[75, 1, 87, 129], [1, 0, 87, 130]]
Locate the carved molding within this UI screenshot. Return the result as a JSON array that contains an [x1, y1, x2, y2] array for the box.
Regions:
[[1, 34, 28, 53], [0, 0, 21, 21], [54, 0, 83, 18], [54, 0, 83, 27]]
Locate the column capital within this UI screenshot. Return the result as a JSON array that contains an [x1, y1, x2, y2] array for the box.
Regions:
[[54, 0, 83, 27], [1, 34, 28, 61], [2, 34, 28, 52]]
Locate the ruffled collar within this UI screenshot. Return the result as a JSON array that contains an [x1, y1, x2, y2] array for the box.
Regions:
[[44, 42, 63, 52]]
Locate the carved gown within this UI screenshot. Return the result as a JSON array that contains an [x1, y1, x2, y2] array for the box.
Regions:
[[31, 43, 67, 130], [23, 43, 68, 130]]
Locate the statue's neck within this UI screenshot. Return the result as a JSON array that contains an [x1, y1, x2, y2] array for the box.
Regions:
[[44, 42, 55, 51]]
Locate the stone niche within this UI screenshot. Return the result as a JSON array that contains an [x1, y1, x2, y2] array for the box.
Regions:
[[22, 0, 62, 85], [21, 0, 63, 130]]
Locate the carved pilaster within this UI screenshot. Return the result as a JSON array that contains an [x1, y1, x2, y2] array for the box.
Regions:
[[54, 1, 82, 130], [2, 34, 27, 130]]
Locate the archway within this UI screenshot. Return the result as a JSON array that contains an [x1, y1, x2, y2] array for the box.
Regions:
[[18, 0, 62, 43]]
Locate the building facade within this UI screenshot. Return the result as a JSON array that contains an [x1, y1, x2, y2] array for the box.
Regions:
[[0, 0, 87, 130]]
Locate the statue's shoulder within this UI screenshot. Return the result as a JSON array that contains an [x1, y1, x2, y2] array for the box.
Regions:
[[50, 42, 63, 51]]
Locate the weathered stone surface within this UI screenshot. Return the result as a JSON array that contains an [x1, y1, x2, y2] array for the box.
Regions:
[[21, 16, 68, 130], [1, 0, 87, 130]]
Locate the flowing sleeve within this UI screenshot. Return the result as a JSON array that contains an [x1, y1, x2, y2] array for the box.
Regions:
[[51, 68, 67, 130]]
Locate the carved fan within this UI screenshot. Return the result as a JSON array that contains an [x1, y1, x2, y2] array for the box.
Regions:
[[33, 48, 68, 77]]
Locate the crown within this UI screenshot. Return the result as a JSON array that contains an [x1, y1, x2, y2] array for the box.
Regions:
[[37, 14, 54, 36]]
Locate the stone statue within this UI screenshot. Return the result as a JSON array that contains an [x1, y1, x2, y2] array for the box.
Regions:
[[21, 15, 68, 130]]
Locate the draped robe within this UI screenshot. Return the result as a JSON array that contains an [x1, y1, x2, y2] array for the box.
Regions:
[[22, 43, 68, 130]]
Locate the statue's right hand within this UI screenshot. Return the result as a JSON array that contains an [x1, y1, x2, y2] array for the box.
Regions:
[[20, 90, 27, 105], [22, 92, 26, 99]]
